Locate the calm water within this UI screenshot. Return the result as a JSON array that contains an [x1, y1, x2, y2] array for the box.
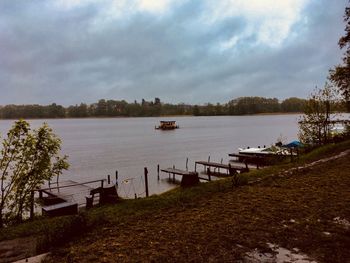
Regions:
[[0, 115, 300, 198]]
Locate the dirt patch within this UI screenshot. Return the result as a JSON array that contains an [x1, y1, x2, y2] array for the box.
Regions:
[[0, 236, 37, 263]]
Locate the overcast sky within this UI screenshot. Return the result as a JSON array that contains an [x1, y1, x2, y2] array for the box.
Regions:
[[0, 0, 348, 105]]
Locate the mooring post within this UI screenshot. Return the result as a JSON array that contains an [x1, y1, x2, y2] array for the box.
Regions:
[[55, 174, 61, 193], [144, 167, 149, 197], [30, 190, 34, 220], [172, 165, 175, 182], [115, 170, 118, 186], [186, 158, 189, 171], [107, 174, 111, 184], [219, 158, 223, 173], [207, 168, 211, 181], [157, 164, 160, 180], [205, 156, 210, 172]]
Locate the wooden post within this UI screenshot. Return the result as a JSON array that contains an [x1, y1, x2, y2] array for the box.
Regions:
[[101, 180, 104, 189], [219, 158, 223, 174], [30, 190, 34, 220], [56, 174, 60, 193], [86, 195, 93, 209], [115, 170, 118, 187], [172, 165, 175, 182], [107, 175, 111, 184], [207, 168, 211, 181], [195, 162, 197, 172], [144, 167, 149, 197], [186, 158, 189, 171], [157, 164, 160, 180]]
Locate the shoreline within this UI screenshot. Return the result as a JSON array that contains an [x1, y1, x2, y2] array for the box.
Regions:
[[0, 113, 305, 121]]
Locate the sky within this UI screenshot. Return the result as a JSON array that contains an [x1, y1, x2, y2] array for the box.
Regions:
[[0, 0, 348, 106]]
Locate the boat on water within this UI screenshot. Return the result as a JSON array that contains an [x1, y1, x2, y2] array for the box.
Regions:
[[330, 124, 346, 136], [155, 121, 179, 130], [238, 141, 303, 156]]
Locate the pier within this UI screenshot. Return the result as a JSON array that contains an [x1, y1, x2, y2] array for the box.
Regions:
[[194, 161, 249, 175], [35, 178, 117, 217], [160, 167, 199, 187], [228, 153, 266, 168]]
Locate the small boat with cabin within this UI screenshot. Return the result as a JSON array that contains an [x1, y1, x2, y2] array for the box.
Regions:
[[155, 120, 179, 130]]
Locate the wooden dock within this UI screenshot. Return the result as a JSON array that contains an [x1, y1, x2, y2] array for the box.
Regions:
[[228, 153, 266, 168], [194, 161, 249, 175], [37, 179, 107, 217], [160, 168, 199, 187]]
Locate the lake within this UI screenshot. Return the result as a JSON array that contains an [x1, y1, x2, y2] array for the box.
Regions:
[[0, 115, 300, 198]]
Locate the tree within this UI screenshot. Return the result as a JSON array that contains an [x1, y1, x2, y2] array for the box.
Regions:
[[281, 97, 306, 112], [329, 3, 350, 111], [0, 120, 68, 226], [298, 84, 339, 145], [96, 99, 107, 116]]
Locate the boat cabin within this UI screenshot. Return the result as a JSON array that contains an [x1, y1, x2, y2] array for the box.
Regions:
[[156, 121, 179, 130]]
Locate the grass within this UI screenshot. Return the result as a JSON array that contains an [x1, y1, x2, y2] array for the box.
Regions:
[[1, 140, 350, 262]]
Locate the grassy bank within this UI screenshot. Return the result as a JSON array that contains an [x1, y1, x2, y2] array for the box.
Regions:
[[1, 140, 350, 262]]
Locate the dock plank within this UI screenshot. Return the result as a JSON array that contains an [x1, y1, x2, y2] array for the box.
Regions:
[[160, 168, 195, 176], [195, 161, 247, 171], [39, 180, 94, 206]]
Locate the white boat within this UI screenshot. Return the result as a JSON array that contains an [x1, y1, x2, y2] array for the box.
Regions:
[[330, 124, 345, 136], [238, 146, 293, 156]]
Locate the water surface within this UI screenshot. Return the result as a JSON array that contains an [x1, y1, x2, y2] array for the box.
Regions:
[[0, 115, 300, 198]]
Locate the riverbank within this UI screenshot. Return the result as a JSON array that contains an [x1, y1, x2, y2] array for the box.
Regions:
[[0, 112, 304, 120], [1, 140, 349, 262]]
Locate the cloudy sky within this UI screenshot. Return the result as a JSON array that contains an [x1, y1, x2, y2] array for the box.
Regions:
[[0, 0, 348, 105]]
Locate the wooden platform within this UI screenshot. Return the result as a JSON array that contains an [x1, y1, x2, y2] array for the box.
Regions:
[[37, 179, 107, 217], [160, 168, 195, 176], [194, 161, 249, 174], [228, 153, 266, 168], [42, 202, 78, 217], [39, 180, 95, 206], [160, 168, 199, 187]]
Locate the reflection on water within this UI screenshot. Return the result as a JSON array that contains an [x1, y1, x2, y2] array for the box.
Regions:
[[0, 115, 300, 197]]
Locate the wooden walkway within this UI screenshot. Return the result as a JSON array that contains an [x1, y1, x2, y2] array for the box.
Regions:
[[194, 161, 249, 174], [37, 179, 106, 217], [161, 168, 194, 177], [160, 168, 199, 186], [39, 180, 98, 206], [228, 153, 266, 168]]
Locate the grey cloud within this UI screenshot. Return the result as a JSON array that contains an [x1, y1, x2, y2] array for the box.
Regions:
[[0, 0, 348, 105]]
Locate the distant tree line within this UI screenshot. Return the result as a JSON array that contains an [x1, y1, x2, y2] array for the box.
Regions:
[[0, 96, 345, 119]]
